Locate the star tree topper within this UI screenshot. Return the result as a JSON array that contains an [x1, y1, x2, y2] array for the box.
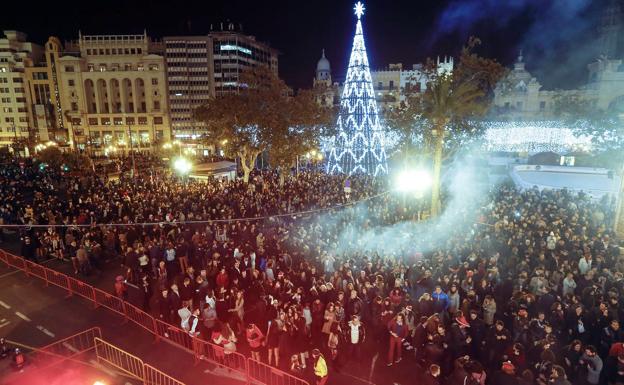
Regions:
[[354, 1, 365, 19]]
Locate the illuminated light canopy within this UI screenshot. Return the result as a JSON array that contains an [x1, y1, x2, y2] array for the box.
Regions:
[[327, 2, 389, 176], [220, 44, 252, 55], [483, 121, 593, 153]]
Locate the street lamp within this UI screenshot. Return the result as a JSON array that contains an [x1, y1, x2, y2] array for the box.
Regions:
[[394, 169, 432, 194], [173, 157, 192, 175]]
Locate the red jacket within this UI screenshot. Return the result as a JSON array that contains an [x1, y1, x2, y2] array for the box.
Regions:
[[387, 319, 409, 339], [216, 272, 229, 288]]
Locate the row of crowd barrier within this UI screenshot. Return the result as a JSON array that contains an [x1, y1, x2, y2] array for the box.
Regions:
[[0, 249, 311, 385]]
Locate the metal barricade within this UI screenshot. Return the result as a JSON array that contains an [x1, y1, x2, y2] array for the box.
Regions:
[[154, 319, 194, 352], [67, 276, 96, 306], [144, 363, 187, 385], [124, 302, 157, 335], [248, 358, 311, 385], [24, 260, 47, 280], [5, 252, 27, 270], [193, 338, 248, 376], [93, 287, 126, 315], [39, 327, 102, 358], [44, 269, 71, 295], [94, 337, 145, 380]]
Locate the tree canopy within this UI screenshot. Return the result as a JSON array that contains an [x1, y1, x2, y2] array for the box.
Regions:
[[194, 67, 332, 182]]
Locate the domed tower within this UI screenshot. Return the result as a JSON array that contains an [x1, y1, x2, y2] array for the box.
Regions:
[[314, 49, 332, 87]]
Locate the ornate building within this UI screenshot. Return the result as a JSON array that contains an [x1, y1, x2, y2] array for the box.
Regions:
[[57, 32, 171, 153]]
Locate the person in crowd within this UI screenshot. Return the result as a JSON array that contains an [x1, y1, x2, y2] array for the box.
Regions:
[[246, 323, 264, 362], [312, 348, 328, 385], [387, 313, 409, 366]]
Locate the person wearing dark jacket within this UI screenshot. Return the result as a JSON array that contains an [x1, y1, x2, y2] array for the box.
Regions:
[[422, 364, 441, 385], [449, 312, 472, 359], [488, 361, 519, 385], [344, 315, 366, 363], [158, 288, 172, 323], [486, 320, 511, 368]]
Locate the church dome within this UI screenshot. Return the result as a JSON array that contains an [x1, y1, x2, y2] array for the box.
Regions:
[[317, 49, 330, 72]]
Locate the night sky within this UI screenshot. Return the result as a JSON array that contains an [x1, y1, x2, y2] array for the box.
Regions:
[[0, 0, 611, 90]]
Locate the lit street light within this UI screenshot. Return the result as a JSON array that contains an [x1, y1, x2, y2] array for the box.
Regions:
[[395, 169, 432, 193], [173, 157, 192, 175]]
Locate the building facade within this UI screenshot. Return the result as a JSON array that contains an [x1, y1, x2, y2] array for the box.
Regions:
[[164, 24, 279, 138], [0, 31, 44, 148], [312, 52, 451, 115], [58, 32, 171, 153]]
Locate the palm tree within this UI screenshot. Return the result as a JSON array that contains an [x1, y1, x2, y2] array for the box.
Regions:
[[389, 38, 506, 216]]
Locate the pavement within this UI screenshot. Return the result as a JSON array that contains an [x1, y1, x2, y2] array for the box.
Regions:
[[0, 234, 424, 385]]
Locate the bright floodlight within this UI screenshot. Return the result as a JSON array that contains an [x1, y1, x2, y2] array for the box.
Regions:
[[173, 157, 192, 175], [93, 381, 107, 385], [395, 169, 432, 193]]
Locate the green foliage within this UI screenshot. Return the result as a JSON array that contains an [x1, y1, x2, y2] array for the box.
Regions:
[[37, 146, 63, 168]]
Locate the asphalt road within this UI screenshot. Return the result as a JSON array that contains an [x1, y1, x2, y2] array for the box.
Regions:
[[0, 235, 423, 385]]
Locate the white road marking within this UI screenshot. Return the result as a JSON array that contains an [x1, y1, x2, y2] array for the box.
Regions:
[[36, 325, 55, 337], [15, 312, 31, 322], [369, 352, 378, 383], [0, 321, 10, 328], [63, 342, 79, 353], [0, 300, 11, 309]]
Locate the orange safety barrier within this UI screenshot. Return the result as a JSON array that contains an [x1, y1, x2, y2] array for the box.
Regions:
[[193, 338, 248, 375], [44, 268, 71, 294], [248, 359, 311, 385], [24, 260, 47, 280], [124, 302, 157, 335], [93, 287, 126, 315], [0, 249, 8, 264], [144, 363, 187, 385], [95, 337, 145, 380], [39, 327, 102, 358], [154, 319, 194, 352], [67, 276, 96, 306], [5, 252, 27, 270]]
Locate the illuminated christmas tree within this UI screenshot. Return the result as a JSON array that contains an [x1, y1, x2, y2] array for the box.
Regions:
[[327, 2, 388, 176]]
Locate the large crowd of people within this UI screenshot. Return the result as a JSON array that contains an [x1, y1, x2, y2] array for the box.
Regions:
[[1, 157, 623, 385]]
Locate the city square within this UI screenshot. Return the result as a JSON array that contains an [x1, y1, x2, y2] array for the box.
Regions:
[[0, 1, 624, 385]]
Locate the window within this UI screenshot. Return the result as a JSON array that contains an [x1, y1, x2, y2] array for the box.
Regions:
[[516, 101, 523, 109], [12, 77, 23, 83], [71, 118, 82, 125], [71, 102, 78, 111], [0, 68, 6, 73], [153, 101, 160, 110], [138, 64, 144, 71], [1, 97, 10, 103], [149, 64, 159, 71], [88, 64, 95, 72], [389, 80, 394, 90], [153, 116, 163, 125], [151, 78, 158, 85], [19, 117, 28, 123], [99, 64, 107, 72], [101, 117, 111, 125], [0, 78, 7, 83], [5, 117, 14, 123], [64, 66, 75, 72], [138, 116, 148, 125], [126, 117, 135, 125], [112, 117, 122, 125], [14, 87, 25, 93], [68, 79, 75, 86], [0, 88, 8, 93], [33, 72, 47, 80], [88, 118, 98, 125], [124, 63, 132, 71], [539, 101, 546, 111], [16, 97, 26, 103], [2, 107, 11, 113]]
